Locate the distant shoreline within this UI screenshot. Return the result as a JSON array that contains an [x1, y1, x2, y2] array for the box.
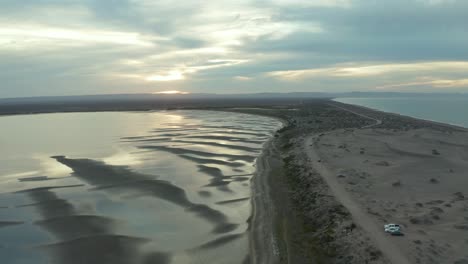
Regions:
[[333, 97, 468, 129], [1, 95, 466, 130]]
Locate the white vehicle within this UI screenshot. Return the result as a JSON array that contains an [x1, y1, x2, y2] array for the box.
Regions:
[[384, 223, 401, 233]]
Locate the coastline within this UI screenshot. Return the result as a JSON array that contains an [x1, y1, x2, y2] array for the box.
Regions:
[[249, 139, 282, 264], [332, 98, 468, 130], [2, 99, 468, 263], [227, 101, 381, 263], [230, 100, 468, 263]]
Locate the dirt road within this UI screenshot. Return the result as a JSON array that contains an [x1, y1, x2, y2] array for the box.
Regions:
[[328, 103, 383, 128], [304, 104, 410, 264]]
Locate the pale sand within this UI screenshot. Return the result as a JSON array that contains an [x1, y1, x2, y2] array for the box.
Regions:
[[307, 127, 468, 264], [218, 101, 468, 263]]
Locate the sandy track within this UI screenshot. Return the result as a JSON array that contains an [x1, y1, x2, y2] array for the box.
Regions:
[[305, 135, 411, 264], [328, 103, 383, 128], [305, 104, 410, 264]]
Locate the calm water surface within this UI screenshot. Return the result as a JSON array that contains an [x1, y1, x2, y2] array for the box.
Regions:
[[335, 97, 468, 128], [0, 110, 282, 264]]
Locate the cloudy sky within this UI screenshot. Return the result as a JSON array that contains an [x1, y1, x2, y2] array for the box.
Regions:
[[1, 0, 468, 97]]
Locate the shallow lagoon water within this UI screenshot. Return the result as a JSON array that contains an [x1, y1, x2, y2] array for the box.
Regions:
[[0, 110, 282, 264]]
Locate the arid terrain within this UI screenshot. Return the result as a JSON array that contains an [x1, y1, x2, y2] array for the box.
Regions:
[[232, 100, 468, 264], [2, 97, 467, 264], [310, 126, 468, 264]]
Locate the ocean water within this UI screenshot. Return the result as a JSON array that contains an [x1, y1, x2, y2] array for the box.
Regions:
[[0, 110, 282, 264], [334, 97, 468, 128]]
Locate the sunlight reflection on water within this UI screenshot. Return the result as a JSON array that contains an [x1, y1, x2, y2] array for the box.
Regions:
[[0, 110, 282, 264]]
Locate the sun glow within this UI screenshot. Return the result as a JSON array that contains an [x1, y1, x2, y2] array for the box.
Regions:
[[153, 90, 190, 95]]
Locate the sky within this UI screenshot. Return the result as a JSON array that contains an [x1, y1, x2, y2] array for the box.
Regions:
[[1, 0, 468, 98]]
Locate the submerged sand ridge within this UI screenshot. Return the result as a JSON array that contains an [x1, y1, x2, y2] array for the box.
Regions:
[[51, 155, 238, 234], [19, 185, 169, 264], [0, 110, 282, 264]]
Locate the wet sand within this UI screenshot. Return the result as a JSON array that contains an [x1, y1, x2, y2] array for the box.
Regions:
[[0, 110, 282, 264], [249, 140, 283, 264]]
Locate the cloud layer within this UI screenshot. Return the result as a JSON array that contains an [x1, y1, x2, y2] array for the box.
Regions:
[[1, 0, 468, 97]]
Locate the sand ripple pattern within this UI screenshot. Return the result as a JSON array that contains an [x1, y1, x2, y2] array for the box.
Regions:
[[0, 110, 281, 264]]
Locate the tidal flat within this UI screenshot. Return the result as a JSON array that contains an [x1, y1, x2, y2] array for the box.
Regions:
[[0, 110, 282, 264]]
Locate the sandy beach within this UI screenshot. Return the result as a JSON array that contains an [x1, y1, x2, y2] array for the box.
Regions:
[[234, 100, 468, 264]]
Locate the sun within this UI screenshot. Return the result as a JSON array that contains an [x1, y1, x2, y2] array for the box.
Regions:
[[153, 90, 190, 95]]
